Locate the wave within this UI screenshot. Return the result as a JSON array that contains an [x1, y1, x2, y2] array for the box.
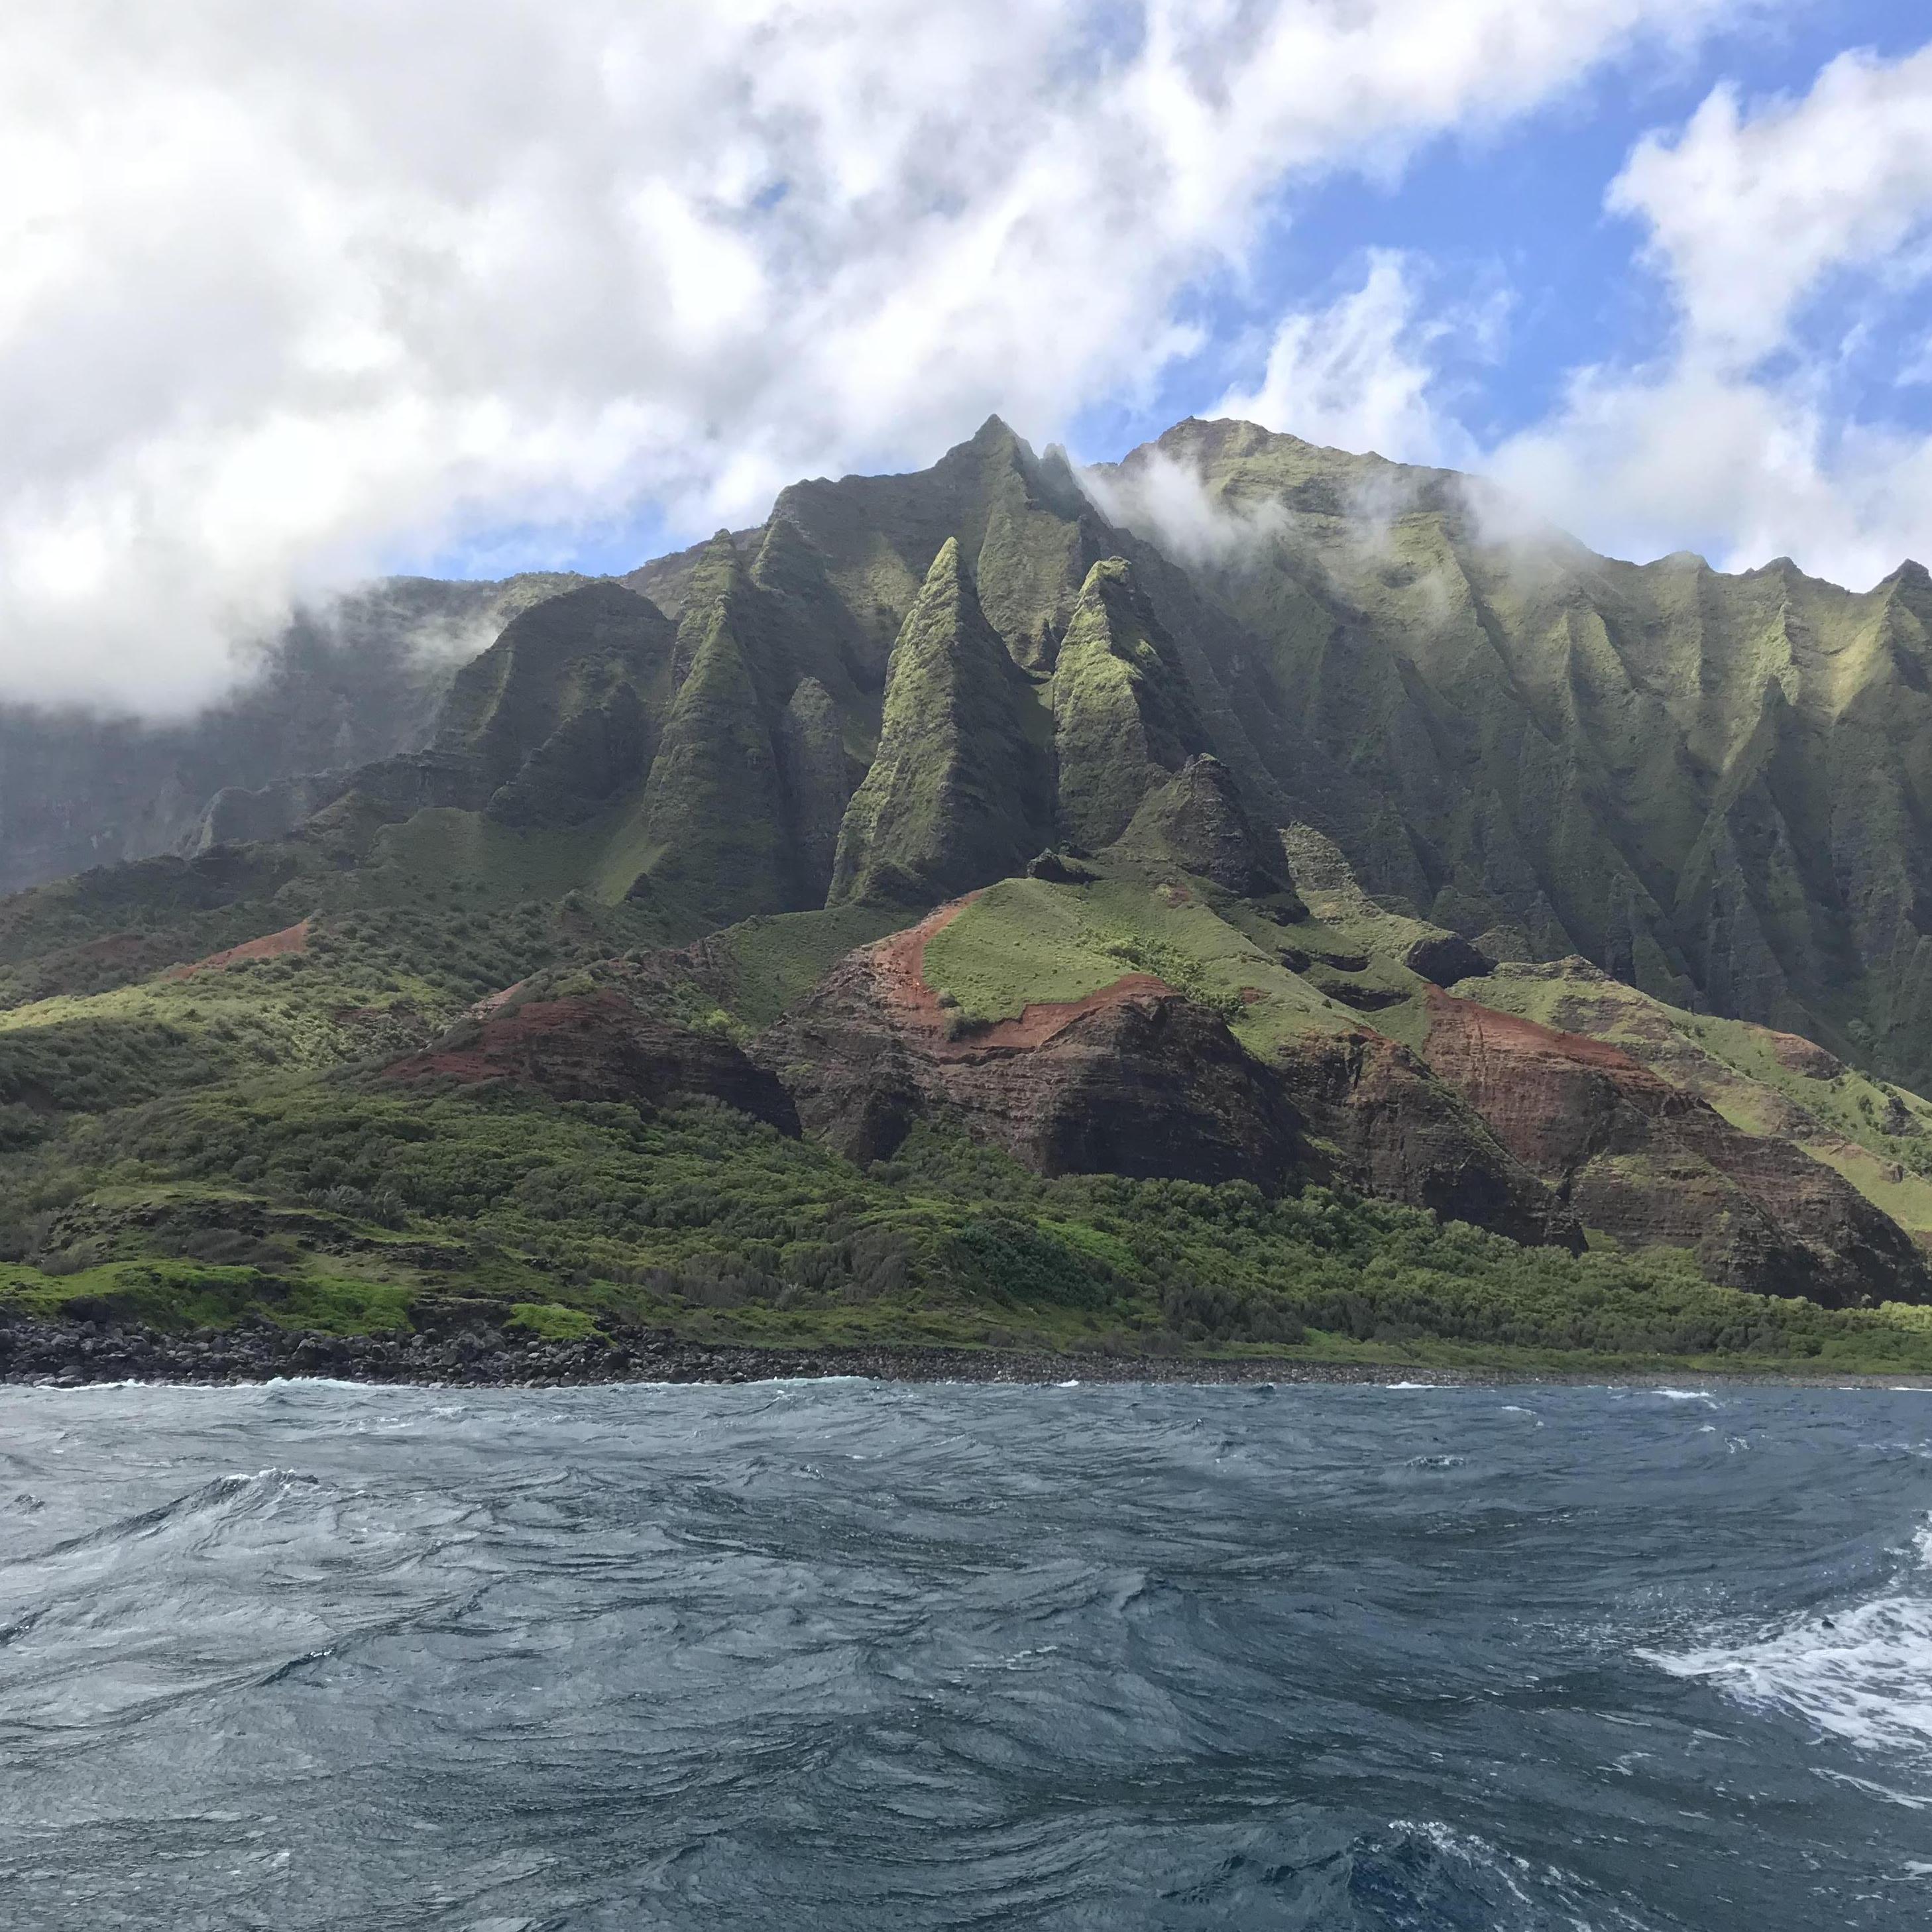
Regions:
[[1319, 1819, 1664, 1930], [1640, 1516, 1932, 1760], [30, 1467, 325, 1561]]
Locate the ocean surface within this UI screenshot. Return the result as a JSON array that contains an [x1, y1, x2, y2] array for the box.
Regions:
[[1, 1379, 1929, 1930]]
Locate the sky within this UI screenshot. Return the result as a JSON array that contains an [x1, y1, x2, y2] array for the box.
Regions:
[[5, 1, 1932, 713]]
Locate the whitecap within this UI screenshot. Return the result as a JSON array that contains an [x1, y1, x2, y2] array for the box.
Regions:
[[1640, 1516, 1932, 1759]]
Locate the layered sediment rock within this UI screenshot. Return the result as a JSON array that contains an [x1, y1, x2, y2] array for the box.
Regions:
[[1271, 1027, 1579, 1250], [758, 906, 1303, 1186], [758, 906, 1575, 1242], [1421, 991, 1932, 1306]]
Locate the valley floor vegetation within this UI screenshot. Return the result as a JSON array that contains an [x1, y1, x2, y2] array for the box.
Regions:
[[7, 1043, 1932, 1380]]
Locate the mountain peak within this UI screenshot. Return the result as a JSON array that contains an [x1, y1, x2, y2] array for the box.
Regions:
[[933, 414, 1032, 476]]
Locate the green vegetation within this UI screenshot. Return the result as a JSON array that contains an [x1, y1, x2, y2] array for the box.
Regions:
[[922, 871, 1341, 1048], [1049, 557, 1209, 849], [830, 538, 1053, 906], [5, 1058, 1932, 1375], [1465, 959, 1932, 1240], [13, 412, 1932, 1381]]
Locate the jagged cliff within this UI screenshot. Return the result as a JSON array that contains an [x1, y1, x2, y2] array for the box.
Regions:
[[8, 414, 1932, 1334]]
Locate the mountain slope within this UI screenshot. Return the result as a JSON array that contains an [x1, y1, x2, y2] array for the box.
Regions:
[[11, 415, 1932, 1375], [829, 539, 1054, 905], [1096, 418, 1932, 1083]]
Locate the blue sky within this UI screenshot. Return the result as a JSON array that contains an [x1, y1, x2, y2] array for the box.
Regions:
[[8, 3, 1932, 710], [432, 2, 1932, 593], [1082, 1, 1924, 452], [1080, 0, 1932, 461]]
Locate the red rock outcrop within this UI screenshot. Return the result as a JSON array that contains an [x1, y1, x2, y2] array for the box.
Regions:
[[1271, 1027, 1581, 1251], [756, 906, 1304, 1186], [386, 990, 799, 1134], [166, 918, 311, 979], [1421, 991, 1932, 1306], [757, 905, 1577, 1243]]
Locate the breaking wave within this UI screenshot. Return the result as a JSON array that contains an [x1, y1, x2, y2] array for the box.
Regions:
[[1640, 1519, 1932, 1760]]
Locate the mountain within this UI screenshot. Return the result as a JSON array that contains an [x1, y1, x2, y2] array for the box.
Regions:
[[7, 416, 1932, 1381], [0, 573, 589, 897], [1095, 418, 1932, 1086]]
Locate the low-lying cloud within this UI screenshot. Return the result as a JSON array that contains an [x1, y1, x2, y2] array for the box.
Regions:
[[1, 0, 1744, 714]]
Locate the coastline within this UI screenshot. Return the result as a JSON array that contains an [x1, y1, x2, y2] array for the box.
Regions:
[[3, 1314, 1929, 1392]]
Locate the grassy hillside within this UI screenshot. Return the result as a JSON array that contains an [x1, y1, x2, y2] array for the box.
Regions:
[[1463, 958, 1932, 1242]]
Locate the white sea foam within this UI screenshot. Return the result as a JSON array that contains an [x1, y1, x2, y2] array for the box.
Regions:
[[1640, 1517, 1932, 1759]]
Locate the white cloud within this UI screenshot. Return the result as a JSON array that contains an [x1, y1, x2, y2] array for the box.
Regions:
[[1213, 251, 1495, 468], [1082, 251, 1495, 563], [1486, 39, 1932, 582], [1609, 44, 1932, 369], [0, 0, 1740, 712], [1080, 446, 1293, 566]]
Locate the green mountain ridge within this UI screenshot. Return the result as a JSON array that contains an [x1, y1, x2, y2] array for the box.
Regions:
[[8, 414, 1932, 1377]]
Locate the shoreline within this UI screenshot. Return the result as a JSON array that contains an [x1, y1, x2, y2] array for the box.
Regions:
[[3, 1314, 1928, 1392]]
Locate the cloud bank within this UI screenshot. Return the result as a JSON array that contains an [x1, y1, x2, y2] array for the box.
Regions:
[[1219, 39, 1932, 587], [1, 0, 1740, 712]]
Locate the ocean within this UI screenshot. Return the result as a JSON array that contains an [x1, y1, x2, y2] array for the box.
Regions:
[[1, 1377, 1927, 1928]]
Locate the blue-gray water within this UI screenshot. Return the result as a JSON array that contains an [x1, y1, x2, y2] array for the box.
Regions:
[[2, 1380, 1929, 1930]]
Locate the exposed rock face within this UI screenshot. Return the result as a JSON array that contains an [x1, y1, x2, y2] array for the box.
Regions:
[[386, 991, 799, 1133], [829, 540, 1053, 907], [758, 907, 1583, 1243], [194, 771, 357, 850], [1271, 1027, 1579, 1250], [758, 905, 1304, 1186], [1421, 991, 1932, 1306]]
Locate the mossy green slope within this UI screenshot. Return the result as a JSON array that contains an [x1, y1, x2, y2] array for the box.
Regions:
[[629, 605, 797, 928], [438, 582, 677, 823], [830, 540, 1053, 907], [1050, 557, 1212, 849], [639, 417, 1112, 680], [1094, 418, 1932, 1083]]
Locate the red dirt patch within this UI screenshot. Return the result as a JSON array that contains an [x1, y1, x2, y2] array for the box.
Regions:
[[387, 991, 629, 1083], [166, 918, 311, 980], [868, 894, 1178, 1055], [470, 978, 533, 1018], [384, 990, 799, 1132], [1762, 1027, 1845, 1080], [1422, 986, 1650, 1074]]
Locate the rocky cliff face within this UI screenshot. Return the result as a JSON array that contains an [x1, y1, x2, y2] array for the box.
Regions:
[[759, 904, 1305, 1186], [1420, 991, 1932, 1306], [0, 573, 586, 897], [1271, 1025, 1578, 1251], [758, 903, 1582, 1249], [13, 412, 1932, 1320], [829, 540, 1054, 907], [1099, 417, 1932, 1084]]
